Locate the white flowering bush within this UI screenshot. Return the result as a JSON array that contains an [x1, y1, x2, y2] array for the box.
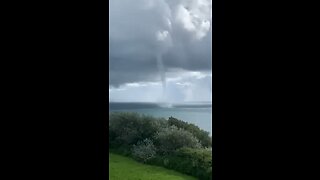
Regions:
[[132, 138, 156, 163]]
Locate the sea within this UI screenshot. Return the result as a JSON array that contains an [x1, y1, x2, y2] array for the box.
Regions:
[[109, 102, 212, 135]]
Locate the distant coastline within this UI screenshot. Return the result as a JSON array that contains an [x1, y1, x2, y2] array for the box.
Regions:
[[109, 101, 212, 110]]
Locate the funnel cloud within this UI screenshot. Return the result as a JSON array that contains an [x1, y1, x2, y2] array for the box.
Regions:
[[156, 54, 166, 102]]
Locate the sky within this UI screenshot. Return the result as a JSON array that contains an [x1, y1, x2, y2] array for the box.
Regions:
[[109, 0, 212, 103]]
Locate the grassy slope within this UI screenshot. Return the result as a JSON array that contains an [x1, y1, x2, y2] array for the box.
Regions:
[[109, 153, 197, 180]]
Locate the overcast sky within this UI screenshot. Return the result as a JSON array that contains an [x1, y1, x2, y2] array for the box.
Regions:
[[109, 0, 212, 103]]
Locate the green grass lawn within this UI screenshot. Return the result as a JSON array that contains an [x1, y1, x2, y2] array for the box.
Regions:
[[109, 153, 197, 180]]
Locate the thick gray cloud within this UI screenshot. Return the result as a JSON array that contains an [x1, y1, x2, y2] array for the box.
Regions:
[[109, 71, 212, 102], [109, 0, 212, 87]]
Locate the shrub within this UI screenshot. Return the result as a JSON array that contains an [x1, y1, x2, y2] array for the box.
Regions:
[[109, 112, 141, 147], [168, 117, 212, 147], [109, 112, 168, 148], [132, 138, 156, 163], [176, 148, 212, 179], [108, 113, 212, 179], [149, 147, 212, 180], [153, 126, 201, 154]]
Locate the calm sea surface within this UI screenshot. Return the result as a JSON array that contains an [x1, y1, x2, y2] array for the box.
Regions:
[[109, 102, 212, 135]]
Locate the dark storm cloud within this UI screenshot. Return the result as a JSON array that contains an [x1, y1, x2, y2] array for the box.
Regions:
[[109, 0, 212, 87]]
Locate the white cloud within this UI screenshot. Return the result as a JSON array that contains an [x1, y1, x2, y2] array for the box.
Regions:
[[156, 30, 169, 41], [176, 82, 191, 86], [176, 5, 196, 31], [174, 0, 212, 39]]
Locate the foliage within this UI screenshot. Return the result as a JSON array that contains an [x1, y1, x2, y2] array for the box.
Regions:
[[168, 116, 212, 147], [109, 112, 167, 148], [153, 126, 201, 154], [132, 138, 156, 163], [149, 147, 212, 180], [108, 112, 212, 179]]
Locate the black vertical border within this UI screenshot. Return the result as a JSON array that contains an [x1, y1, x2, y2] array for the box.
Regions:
[[212, 0, 225, 179]]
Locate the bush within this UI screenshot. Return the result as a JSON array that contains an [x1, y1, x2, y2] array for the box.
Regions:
[[153, 126, 201, 154], [149, 147, 212, 180], [109, 112, 168, 148], [132, 138, 156, 163], [168, 117, 212, 147], [109, 112, 140, 147], [177, 148, 212, 179], [108, 112, 212, 179]]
